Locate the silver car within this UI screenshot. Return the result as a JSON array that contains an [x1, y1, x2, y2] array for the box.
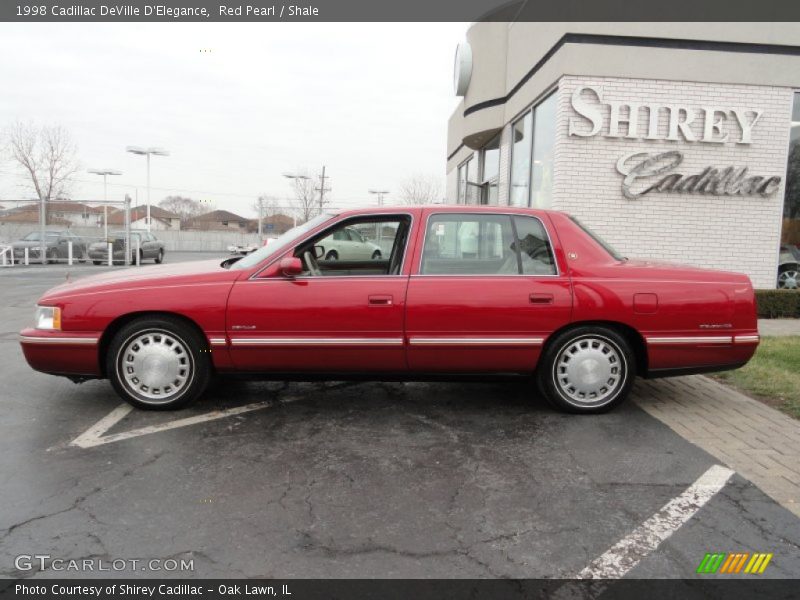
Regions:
[[88, 231, 165, 265], [779, 244, 800, 289], [318, 226, 383, 261]]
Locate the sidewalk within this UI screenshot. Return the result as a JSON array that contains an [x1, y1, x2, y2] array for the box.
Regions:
[[633, 376, 800, 518], [758, 318, 800, 337]]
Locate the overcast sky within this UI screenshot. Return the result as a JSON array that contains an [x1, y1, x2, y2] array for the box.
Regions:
[[0, 23, 466, 216]]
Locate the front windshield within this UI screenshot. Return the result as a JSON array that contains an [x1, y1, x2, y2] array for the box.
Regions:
[[570, 216, 625, 261], [229, 213, 335, 270]]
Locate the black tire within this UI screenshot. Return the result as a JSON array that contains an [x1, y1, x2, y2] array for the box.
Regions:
[[155, 249, 164, 264], [371, 250, 382, 260], [92, 260, 101, 265], [325, 251, 338, 261], [106, 316, 211, 410], [536, 326, 635, 414], [777, 264, 799, 289], [45, 248, 58, 264]]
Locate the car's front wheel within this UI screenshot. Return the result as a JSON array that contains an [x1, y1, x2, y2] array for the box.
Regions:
[[107, 316, 211, 410], [155, 249, 164, 264], [537, 326, 635, 414], [371, 250, 382, 260]]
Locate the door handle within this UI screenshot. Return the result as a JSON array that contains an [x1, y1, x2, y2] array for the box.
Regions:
[[369, 295, 393, 306], [529, 293, 553, 305]]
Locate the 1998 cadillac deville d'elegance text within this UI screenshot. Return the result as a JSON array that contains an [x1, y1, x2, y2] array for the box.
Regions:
[[19, 207, 759, 413]]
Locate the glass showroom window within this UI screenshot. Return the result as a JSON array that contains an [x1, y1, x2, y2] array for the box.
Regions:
[[480, 134, 501, 205], [457, 158, 473, 205], [780, 92, 800, 289], [530, 92, 557, 209], [509, 112, 532, 207]]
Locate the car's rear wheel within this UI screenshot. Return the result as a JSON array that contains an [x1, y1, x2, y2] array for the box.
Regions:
[[537, 326, 634, 414], [92, 260, 101, 265], [155, 249, 164, 264], [371, 250, 382, 260], [107, 316, 211, 410], [778, 265, 799, 289]]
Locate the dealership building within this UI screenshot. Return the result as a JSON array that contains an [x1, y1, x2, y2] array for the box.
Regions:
[[445, 23, 800, 289]]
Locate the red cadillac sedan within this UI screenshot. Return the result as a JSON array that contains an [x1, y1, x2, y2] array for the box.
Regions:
[[19, 206, 759, 413]]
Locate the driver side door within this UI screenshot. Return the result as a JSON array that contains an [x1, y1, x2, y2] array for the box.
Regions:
[[225, 213, 415, 372]]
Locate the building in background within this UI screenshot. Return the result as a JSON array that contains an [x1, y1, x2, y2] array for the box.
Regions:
[[107, 205, 181, 231], [446, 23, 800, 289], [184, 209, 250, 231], [248, 213, 295, 235]]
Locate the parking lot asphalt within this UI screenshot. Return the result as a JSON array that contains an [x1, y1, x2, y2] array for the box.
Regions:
[[0, 254, 799, 579]]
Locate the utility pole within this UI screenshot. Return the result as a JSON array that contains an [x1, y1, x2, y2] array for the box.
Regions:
[[316, 165, 331, 212], [257, 196, 263, 242]]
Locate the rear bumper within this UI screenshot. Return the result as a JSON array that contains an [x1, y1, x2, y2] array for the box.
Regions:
[[19, 329, 102, 377], [644, 332, 759, 376]]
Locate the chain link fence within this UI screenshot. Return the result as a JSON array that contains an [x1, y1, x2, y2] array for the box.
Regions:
[[0, 198, 134, 267]]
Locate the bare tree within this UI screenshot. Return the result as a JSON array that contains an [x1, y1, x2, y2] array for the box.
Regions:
[[398, 174, 442, 205], [159, 195, 204, 225], [6, 121, 79, 202], [288, 169, 329, 222], [252, 195, 283, 217]]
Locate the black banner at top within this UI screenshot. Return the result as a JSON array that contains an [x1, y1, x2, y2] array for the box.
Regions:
[[2, 0, 800, 22]]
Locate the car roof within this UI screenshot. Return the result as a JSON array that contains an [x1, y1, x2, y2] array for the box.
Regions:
[[333, 205, 562, 218]]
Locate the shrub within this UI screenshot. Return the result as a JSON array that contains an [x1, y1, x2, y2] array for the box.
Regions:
[[755, 289, 800, 318]]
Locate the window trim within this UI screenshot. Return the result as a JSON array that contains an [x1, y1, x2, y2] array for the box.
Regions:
[[456, 157, 473, 205], [415, 211, 560, 278], [249, 212, 416, 281], [479, 133, 502, 205]]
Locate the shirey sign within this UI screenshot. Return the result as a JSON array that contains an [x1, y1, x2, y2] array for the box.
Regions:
[[567, 85, 783, 200]]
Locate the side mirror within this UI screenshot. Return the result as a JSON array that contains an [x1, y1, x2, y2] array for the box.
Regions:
[[312, 245, 325, 259], [279, 256, 303, 277]]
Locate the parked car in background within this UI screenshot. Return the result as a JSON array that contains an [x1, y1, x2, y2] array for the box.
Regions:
[[12, 230, 87, 263], [227, 243, 258, 255], [778, 244, 800, 289], [88, 230, 165, 265], [317, 226, 383, 261]]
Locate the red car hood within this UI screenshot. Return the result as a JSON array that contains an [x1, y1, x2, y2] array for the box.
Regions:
[[40, 259, 239, 302]]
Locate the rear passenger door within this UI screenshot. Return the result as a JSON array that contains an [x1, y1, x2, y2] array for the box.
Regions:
[[405, 212, 572, 372]]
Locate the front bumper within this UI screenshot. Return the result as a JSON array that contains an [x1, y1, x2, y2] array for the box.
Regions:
[[19, 329, 102, 377]]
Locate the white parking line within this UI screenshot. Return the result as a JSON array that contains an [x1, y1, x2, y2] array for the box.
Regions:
[[577, 464, 735, 579], [70, 398, 299, 448]]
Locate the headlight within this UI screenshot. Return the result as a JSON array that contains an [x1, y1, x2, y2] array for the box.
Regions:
[[35, 306, 61, 330]]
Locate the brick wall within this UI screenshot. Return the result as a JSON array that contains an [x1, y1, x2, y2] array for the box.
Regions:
[[553, 75, 792, 289]]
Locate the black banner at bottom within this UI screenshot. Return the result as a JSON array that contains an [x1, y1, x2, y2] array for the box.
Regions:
[[1, 579, 798, 600]]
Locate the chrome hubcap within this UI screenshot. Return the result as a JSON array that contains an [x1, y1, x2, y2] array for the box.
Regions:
[[779, 271, 798, 289], [119, 330, 192, 403], [554, 336, 624, 406]]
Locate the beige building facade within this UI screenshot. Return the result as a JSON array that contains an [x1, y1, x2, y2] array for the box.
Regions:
[[446, 23, 800, 289]]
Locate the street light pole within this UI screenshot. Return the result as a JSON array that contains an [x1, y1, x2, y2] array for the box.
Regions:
[[126, 146, 169, 232], [368, 189, 390, 247], [88, 168, 122, 240]]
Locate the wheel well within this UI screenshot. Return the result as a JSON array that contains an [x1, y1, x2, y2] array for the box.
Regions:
[[545, 321, 648, 376], [98, 311, 208, 377]]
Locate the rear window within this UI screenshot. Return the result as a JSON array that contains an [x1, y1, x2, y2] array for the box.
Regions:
[[570, 216, 624, 261]]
